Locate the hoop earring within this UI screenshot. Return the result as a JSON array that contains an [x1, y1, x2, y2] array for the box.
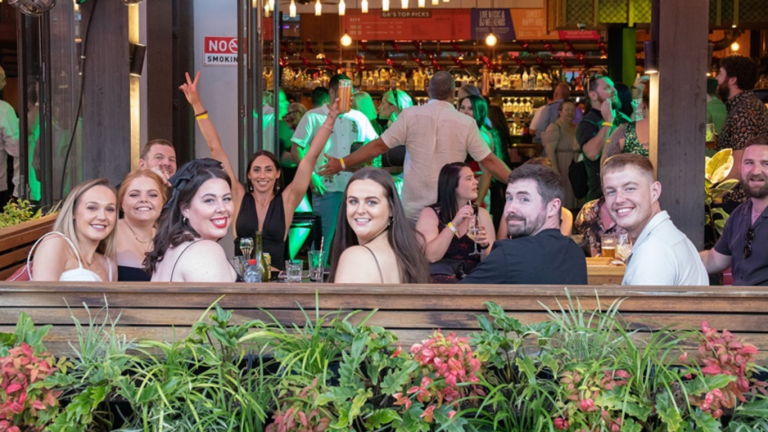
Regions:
[[182, 216, 188, 226]]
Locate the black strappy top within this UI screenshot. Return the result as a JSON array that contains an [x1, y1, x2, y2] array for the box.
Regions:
[[118, 265, 151, 282], [234, 192, 287, 270]]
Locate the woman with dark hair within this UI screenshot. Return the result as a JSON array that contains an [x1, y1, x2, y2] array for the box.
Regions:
[[614, 83, 634, 124], [329, 167, 430, 284], [146, 159, 237, 282], [116, 169, 167, 281], [486, 104, 517, 231], [29, 178, 118, 281], [415, 162, 494, 283], [180, 72, 337, 270]]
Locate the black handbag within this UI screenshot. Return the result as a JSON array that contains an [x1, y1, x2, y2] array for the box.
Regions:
[[429, 258, 467, 280], [568, 156, 589, 200]]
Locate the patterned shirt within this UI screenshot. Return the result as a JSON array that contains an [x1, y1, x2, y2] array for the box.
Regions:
[[717, 91, 768, 204], [574, 197, 628, 257]]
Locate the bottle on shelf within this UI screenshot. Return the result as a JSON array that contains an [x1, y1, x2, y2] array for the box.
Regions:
[[521, 69, 529, 90]]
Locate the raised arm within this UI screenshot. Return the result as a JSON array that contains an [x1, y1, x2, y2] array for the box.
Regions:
[[179, 72, 245, 199], [284, 99, 340, 210], [317, 137, 389, 177], [541, 123, 562, 175], [601, 125, 625, 166]]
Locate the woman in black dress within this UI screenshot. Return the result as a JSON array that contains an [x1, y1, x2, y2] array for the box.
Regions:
[[116, 169, 167, 281], [179, 72, 338, 269]]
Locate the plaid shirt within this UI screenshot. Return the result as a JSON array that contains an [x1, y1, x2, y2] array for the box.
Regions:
[[717, 91, 768, 204]]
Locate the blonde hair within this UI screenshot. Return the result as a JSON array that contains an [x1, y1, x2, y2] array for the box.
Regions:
[[53, 178, 118, 260], [117, 169, 168, 211]]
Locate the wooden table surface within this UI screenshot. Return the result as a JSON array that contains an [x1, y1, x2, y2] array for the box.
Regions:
[[586, 257, 625, 285]]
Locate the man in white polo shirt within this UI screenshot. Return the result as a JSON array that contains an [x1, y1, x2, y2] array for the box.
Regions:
[[291, 74, 378, 260], [601, 153, 708, 285], [319, 71, 511, 222]]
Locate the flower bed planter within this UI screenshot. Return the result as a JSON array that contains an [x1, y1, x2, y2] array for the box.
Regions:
[[0, 213, 57, 280]]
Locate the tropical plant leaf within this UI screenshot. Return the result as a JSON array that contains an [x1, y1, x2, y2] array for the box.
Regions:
[[706, 149, 733, 183], [691, 408, 722, 432], [381, 361, 419, 395], [365, 408, 401, 429], [656, 391, 684, 430]]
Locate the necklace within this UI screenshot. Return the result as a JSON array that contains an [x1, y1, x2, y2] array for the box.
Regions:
[[125, 221, 153, 244]]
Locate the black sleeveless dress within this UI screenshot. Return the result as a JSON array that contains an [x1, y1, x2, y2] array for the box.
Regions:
[[234, 192, 287, 270], [117, 265, 151, 282], [429, 205, 481, 284]]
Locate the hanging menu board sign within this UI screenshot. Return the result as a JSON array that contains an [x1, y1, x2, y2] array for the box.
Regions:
[[343, 9, 471, 41], [471, 9, 515, 42]]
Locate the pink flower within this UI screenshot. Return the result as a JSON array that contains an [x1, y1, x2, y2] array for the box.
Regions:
[[420, 405, 435, 423], [578, 398, 596, 412], [554, 418, 569, 430], [391, 344, 402, 358]]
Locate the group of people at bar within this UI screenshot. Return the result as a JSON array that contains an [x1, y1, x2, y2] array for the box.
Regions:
[[17, 54, 768, 287]]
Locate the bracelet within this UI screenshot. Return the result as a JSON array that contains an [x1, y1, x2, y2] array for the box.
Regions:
[[321, 123, 333, 131], [478, 242, 490, 250], [601, 121, 613, 128], [446, 222, 459, 237], [340, 158, 346, 170], [195, 110, 208, 119]]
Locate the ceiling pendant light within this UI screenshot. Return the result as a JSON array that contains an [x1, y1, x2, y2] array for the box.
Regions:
[[268, 0, 274, 10], [485, 31, 497, 47], [361, 0, 368, 13], [431, 0, 438, 4], [338, 0, 345, 15], [341, 32, 353, 47], [315, 0, 321, 16], [401, 0, 408, 9], [382, 0, 389, 11], [289, 0, 296, 17], [264, 2, 270, 17], [418, 0, 425, 7]]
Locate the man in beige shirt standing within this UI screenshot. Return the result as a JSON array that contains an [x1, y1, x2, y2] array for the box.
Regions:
[[319, 71, 510, 222]]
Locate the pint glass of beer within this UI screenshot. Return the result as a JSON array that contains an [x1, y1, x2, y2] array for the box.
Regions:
[[338, 79, 352, 113]]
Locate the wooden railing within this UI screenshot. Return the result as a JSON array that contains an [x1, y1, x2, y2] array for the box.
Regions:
[[0, 214, 57, 280], [1, 283, 767, 363]]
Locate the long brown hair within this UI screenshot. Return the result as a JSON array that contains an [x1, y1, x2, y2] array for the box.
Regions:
[[144, 159, 231, 275], [328, 168, 430, 283]]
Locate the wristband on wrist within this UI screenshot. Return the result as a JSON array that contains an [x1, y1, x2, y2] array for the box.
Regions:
[[601, 121, 613, 128], [340, 158, 346, 170], [195, 110, 208, 119], [446, 222, 459, 237]]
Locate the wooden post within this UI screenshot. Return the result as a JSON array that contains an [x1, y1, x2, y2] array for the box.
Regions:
[[82, 0, 131, 186], [146, 0, 174, 146], [649, 0, 709, 249]]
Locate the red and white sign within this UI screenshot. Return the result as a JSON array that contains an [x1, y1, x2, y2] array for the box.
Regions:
[[204, 36, 238, 66]]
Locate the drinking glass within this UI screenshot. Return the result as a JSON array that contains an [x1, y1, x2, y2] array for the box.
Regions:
[[230, 256, 247, 278], [285, 259, 304, 283], [308, 250, 324, 282], [239, 237, 254, 262], [338, 79, 352, 113], [600, 234, 617, 259], [616, 233, 632, 262], [467, 208, 481, 256]]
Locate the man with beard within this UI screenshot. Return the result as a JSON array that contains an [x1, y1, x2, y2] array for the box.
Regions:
[[701, 137, 768, 286], [715, 55, 768, 212], [460, 164, 587, 285], [576, 75, 621, 202], [601, 154, 708, 285]]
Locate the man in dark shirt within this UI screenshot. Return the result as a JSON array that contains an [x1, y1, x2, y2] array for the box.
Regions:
[[701, 137, 768, 285], [461, 164, 587, 285], [715, 55, 768, 211], [576, 75, 619, 201]]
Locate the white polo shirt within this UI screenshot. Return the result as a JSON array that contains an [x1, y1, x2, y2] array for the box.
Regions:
[[291, 105, 378, 193], [0, 100, 19, 195], [622, 211, 709, 286], [381, 100, 491, 221]]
